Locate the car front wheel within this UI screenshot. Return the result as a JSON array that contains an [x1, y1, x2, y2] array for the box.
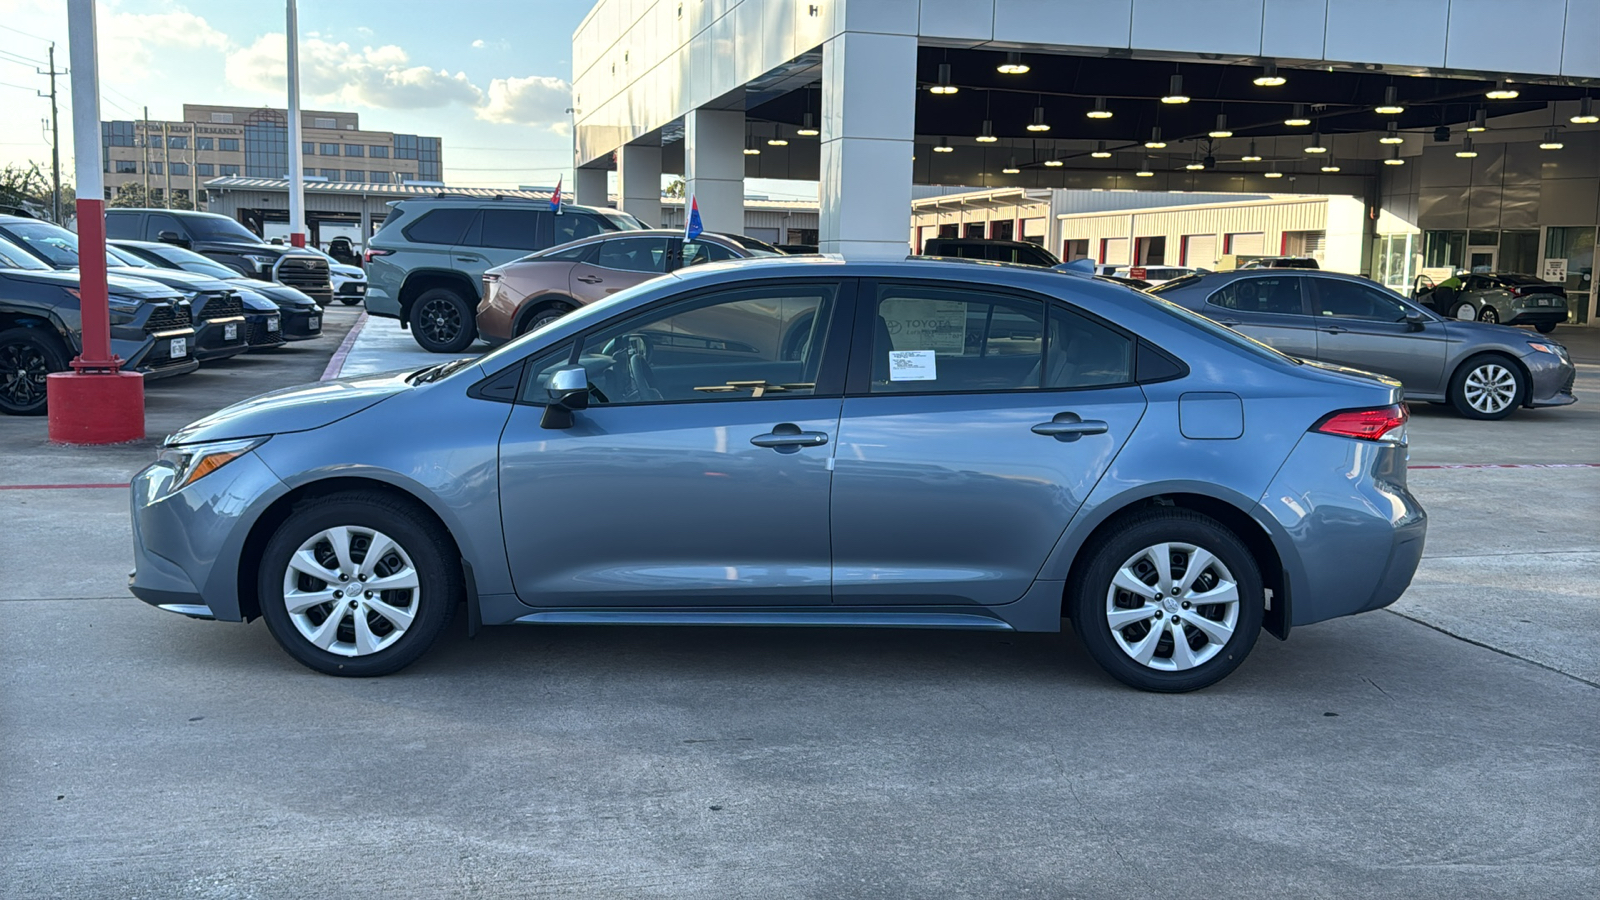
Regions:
[[0, 327, 68, 416], [1534, 321, 1557, 334], [258, 492, 458, 676], [1071, 509, 1263, 692], [1449, 354, 1523, 420], [409, 287, 477, 353]]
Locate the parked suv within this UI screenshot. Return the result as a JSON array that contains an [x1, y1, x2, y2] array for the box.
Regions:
[[477, 230, 780, 344], [0, 235, 196, 414], [111, 240, 325, 349], [364, 196, 644, 352], [103, 208, 334, 307], [919, 238, 1060, 267]]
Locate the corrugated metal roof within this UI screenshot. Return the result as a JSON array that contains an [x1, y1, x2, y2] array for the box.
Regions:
[[203, 177, 554, 200]]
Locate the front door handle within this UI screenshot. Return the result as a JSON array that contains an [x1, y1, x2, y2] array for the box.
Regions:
[[454, 256, 482, 263], [1215, 318, 1241, 327], [576, 275, 603, 284], [1320, 325, 1348, 334], [751, 423, 829, 452], [1032, 413, 1109, 442]]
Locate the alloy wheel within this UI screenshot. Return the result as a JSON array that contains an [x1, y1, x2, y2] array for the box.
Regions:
[[1463, 363, 1516, 415], [418, 297, 462, 345], [281, 525, 421, 657], [0, 340, 50, 411], [1104, 542, 1240, 672], [1478, 306, 1499, 324]]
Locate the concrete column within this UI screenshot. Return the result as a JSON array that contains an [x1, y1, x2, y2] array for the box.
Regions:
[[617, 143, 663, 228], [574, 167, 608, 207], [684, 108, 745, 235], [819, 31, 916, 259]]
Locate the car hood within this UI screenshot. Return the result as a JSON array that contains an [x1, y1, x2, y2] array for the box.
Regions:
[[1, 268, 181, 300], [193, 239, 288, 257], [168, 370, 415, 444], [331, 263, 365, 277], [225, 277, 316, 308], [107, 266, 233, 293], [232, 287, 281, 313]]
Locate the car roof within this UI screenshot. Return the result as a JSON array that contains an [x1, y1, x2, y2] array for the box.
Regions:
[[102, 208, 236, 221]]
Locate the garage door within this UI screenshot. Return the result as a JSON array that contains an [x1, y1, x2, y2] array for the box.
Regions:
[[1183, 234, 1217, 268], [1227, 232, 1264, 256], [1100, 237, 1129, 265]]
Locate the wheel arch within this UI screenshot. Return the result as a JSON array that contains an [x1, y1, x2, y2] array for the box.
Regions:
[[512, 292, 580, 335], [236, 475, 471, 625], [1056, 485, 1292, 640], [398, 269, 479, 323], [0, 307, 76, 352]]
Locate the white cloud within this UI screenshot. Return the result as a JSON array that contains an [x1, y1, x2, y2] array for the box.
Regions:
[[477, 75, 572, 130], [103, 10, 230, 78], [471, 39, 486, 49], [226, 34, 483, 110]]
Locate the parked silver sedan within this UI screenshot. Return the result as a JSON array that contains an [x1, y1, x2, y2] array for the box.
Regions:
[[129, 258, 1426, 692], [1152, 270, 1576, 420]]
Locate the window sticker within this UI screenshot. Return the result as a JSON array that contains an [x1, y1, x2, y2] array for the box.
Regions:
[[880, 298, 966, 354], [888, 350, 937, 381]]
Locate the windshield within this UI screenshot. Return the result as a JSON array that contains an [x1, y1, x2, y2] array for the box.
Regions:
[[731, 235, 782, 257], [599, 210, 645, 231], [0, 235, 51, 270], [107, 245, 154, 267], [1, 220, 79, 266], [1131, 291, 1301, 365], [186, 215, 264, 243]]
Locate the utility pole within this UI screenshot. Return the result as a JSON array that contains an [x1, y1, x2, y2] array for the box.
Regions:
[[161, 122, 170, 208], [37, 44, 64, 223], [141, 105, 149, 203], [285, 0, 307, 247], [190, 122, 198, 210]]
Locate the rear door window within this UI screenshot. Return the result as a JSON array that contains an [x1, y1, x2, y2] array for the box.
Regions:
[[476, 209, 544, 251], [1206, 276, 1307, 315], [680, 240, 740, 268], [147, 213, 187, 241], [1312, 279, 1411, 321], [595, 237, 671, 274], [402, 208, 476, 245], [867, 284, 1045, 394]]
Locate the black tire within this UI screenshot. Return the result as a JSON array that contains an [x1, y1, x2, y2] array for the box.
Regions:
[[519, 301, 574, 336], [0, 327, 69, 416], [1069, 509, 1263, 692], [408, 287, 477, 353], [1448, 353, 1523, 420], [1534, 321, 1557, 334], [257, 492, 459, 676], [1477, 306, 1500, 324], [338, 296, 363, 306]]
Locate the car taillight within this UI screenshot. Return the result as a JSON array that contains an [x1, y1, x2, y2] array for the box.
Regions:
[[1313, 404, 1409, 443], [364, 248, 392, 264]]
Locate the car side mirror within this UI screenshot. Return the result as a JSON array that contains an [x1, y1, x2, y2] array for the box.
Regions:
[[156, 230, 189, 248], [540, 365, 590, 429], [1403, 311, 1426, 331]]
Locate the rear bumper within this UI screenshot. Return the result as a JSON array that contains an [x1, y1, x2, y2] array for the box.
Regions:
[[1256, 433, 1427, 628], [1502, 308, 1568, 326], [364, 286, 401, 319]]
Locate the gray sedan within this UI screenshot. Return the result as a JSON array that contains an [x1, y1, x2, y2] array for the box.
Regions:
[[1152, 270, 1576, 420], [128, 258, 1426, 692]]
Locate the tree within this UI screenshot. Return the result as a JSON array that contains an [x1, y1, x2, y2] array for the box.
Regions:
[[0, 163, 50, 217], [110, 183, 151, 208], [663, 177, 685, 199]]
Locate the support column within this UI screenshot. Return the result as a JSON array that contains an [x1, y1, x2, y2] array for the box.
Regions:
[[684, 108, 745, 235], [617, 143, 663, 228], [574, 167, 608, 207], [819, 31, 917, 259]]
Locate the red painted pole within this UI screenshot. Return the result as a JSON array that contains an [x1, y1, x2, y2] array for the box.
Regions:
[[72, 196, 116, 370]]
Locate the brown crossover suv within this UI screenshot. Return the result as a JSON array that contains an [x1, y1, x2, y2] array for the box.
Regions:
[[476, 230, 780, 344]]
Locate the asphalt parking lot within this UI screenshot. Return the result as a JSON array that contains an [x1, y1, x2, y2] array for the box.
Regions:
[[2, 310, 1597, 899]]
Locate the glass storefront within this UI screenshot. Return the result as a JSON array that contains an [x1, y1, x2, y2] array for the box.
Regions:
[[1375, 233, 1421, 290], [1544, 227, 1595, 325]]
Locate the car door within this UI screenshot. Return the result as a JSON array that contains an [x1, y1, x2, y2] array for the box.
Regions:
[[496, 278, 850, 607], [1200, 275, 1317, 358], [568, 235, 672, 305], [1309, 276, 1448, 394], [145, 212, 190, 247], [830, 280, 1147, 606]]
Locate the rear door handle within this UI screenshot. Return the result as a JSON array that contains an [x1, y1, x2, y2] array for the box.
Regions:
[[751, 423, 829, 452], [454, 256, 483, 263], [1032, 413, 1109, 442], [576, 275, 603, 284]]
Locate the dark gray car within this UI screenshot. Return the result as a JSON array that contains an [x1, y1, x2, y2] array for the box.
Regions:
[[1152, 270, 1576, 420]]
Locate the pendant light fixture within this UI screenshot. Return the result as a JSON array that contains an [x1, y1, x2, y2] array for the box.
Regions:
[[1254, 61, 1286, 87], [1027, 102, 1051, 132], [977, 119, 998, 143], [1285, 104, 1311, 127], [1091, 141, 1112, 159], [796, 112, 819, 137], [997, 52, 1029, 75], [1304, 131, 1327, 154], [1486, 79, 1518, 100], [1384, 147, 1406, 166], [1375, 85, 1404, 115], [930, 61, 958, 95], [1320, 157, 1341, 173], [1572, 96, 1598, 124], [933, 136, 953, 153], [1185, 146, 1204, 171], [1264, 164, 1284, 179], [1539, 128, 1564, 150], [1380, 122, 1404, 144], [1455, 137, 1479, 158], [1086, 96, 1113, 119], [1209, 113, 1232, 139], [1002, 156, 1021, 175], [1136, 165, 1154, 177], [1043, 144, 1063, 168], [1467, 109, 1487, 133], [743, 134, 761, 156], [767, 124, 788, 146], [1144, 126, 1166, 149], [1241, 140, 1262, 162], [1161, 73, 1189, 104]]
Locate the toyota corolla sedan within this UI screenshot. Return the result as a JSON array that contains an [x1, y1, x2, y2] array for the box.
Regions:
[[129, 258, 1426, 692]]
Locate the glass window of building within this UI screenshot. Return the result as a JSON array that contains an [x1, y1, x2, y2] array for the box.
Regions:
[[217, 138, 239, 152], [344, 144, 364, 157], [394, 134, 418, 160], [170, 163, 188, 176], [367, 171, 390, 183], [369, 145, 389, 158], [114, 159, 138, 174], [320, 169, 340, 178], [101, 121, 136, 147], [1545, 227, 1595, 325], [196, 163, 214, 176], [167, 135, 187, 149], [149, 162, 163, 175], [302, 142, 315, 155], [196, 137, 214, 151], [219, 164, 239, 176], [344, 170, 365, 182], [417, 137, 441, 180], [319, 143, 339, 156], [244, 122, 288, 177], [210, 112, 234, 124], [313, 117, 337, 129]]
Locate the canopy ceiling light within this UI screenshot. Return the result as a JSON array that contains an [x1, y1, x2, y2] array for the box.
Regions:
[[1374, 85, 1404, 115], [1209, 113, 1233, 139], [1144, 126, 1166, 149], [1161, 73, 1190, 104], [1384, 147, 1406, 166], [1320, 158, 1341, 173], [1241, 141, 1262, 162], [1539, 127, 1564, 150], [1043, 158, 1063, 167], [976, 119, 998, 142], [1254, 61, 1286, 87], [1264, 166, 1284, 178], [1455, 137, 1478, 158], [743, 135, 761, 155], [1467, 109, 1487, 133], [1304, 131, 1328, 153], [997, 52, 1029, 75], [1572, 96, 1598, 124], [1086, 96, 1113, 119], [1285, 103, 1311, 127], [1185, 148, 1204, 170], [930, 62, 958, 94], [767, 126, 788, 146], [1380, 122, 1404, 144], [1002, 156, 1021, 174], [933, 136, 953, 153], [796, 112, 819, 137], [1091, 141, 1112, 158], [1027, 104, 1051, 132], [1136, 167, 1154, 177], [1486, 79, 1518, 100]]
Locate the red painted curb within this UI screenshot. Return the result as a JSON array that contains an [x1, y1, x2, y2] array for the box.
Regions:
[[320, 311, 368, 381]]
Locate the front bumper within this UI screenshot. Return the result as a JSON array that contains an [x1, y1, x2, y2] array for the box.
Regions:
[[245, 312, 287, 349], [336, 280, 367, 297], [114, 328, 200, 380], [1523, 349, 1578, 408], [280, 307, 323, 342], [191, 316, 250, 362], [1256, 433, 1427, 628], [129, 450, 288, 621]]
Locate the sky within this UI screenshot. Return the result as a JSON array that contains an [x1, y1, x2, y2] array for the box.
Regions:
[[0, 0, 816, 199]]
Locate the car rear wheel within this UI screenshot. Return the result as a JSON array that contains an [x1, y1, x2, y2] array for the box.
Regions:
[[1448, 354, 1523, 420], [0, 327, 68, 416], [1451, 301, 1476, 321], [1478, 306, 1500, 324], [1070, 509, 1263, 692], [258, 492, 458, 676], [409, 287, 477, 353], [520, 301, 574, 336], [1534, 321, 1557, 334]]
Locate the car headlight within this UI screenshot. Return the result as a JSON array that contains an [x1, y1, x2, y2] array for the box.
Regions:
[[1527, 342, 1570, 361], [155, 437, 268, 495], [244, 254, 276, 273], [107, 294, 142, 325]]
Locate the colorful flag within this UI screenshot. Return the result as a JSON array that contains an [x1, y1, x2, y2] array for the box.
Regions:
[[685, 195, 703, 241], [549, 175, 562, 213]]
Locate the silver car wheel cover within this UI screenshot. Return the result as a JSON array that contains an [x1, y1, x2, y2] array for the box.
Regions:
[[1454, 303, 1475, 321], [281, 525, 421, 657], [1463, 363, 1516, 414], [1105, 542, 1239, 672]]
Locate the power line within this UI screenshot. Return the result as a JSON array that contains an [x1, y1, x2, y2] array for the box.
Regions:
[[0, 22, 55, 44], [0, 79, 43, 92]]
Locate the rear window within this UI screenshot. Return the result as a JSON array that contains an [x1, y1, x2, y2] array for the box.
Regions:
[[477, 209, 543, 251], [1146, 274, 1205, 295], [104, 213, 139, 240], [402, 208, 476, 245], [1132, 291, 1301, 365]]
